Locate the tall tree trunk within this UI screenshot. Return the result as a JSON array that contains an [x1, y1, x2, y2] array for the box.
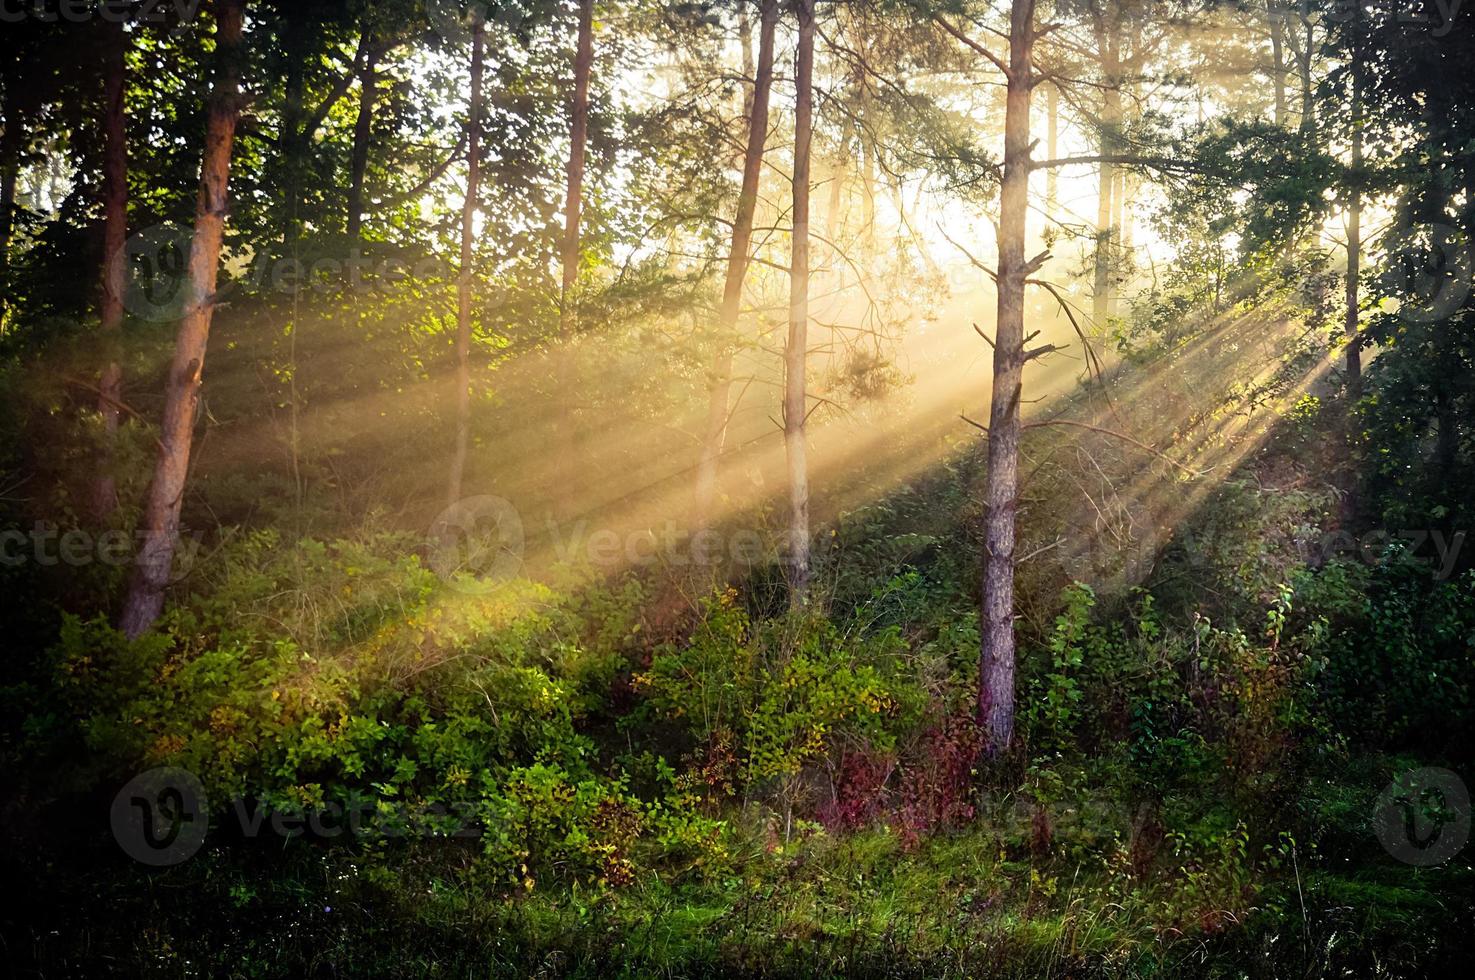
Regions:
[[446, 16, 485, 507], [1092, 78, 1119, 323], [120, 0, 246, 639], [1344, 48, 1362, 392], [1295, 17, 1315, 135], [279, 7, 308, 249], [1044, 82, 1058, 221], [978, 0, 1037, 753], [346, 38, 379, 241], [95, 17, 128, 519], [1268, 6, 1287, 126], [0, 79, 21, 329], [555, 0, 595, 510], [694, 0, 777, 527], [785, 0, 815, 605]]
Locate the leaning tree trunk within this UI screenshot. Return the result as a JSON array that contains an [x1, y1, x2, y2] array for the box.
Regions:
[[978, 0, 1038, 753], [555, 0, 595, 511], [784, 0, 815, 606], [120, 0, 246, 639], [694, 0, 778, 527], [446, 15, 485, 507], [94, 16, 128, 519]]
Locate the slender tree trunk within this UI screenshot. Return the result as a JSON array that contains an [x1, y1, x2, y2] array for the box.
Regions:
[[446, 16, 485, 507], [555, 0, 595, 510], [1044, 83, 1058, 221], [978, 0, 1037, 753], [0, 80, 21, 329], [95, 17, 128, 519], [785, 0, 815, 605], [1269, 7, 1287, 126], [694, 0, 777, 527], [120, 0, 246, 639], [1345, 51, 1362, 392], [279, 8, 307, 249], [1295, 18, 1315, 135], [1092, 81, 1119, 323], [346, 38, 379, 241]]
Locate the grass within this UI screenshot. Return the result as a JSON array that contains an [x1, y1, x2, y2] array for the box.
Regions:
[[6, 765, 1472, 978]]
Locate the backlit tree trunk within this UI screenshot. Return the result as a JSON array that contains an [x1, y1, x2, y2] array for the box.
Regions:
[[446, 15, 484, 507], [978, 0, 1038, 752], [120, 0, 246, 639], [1044, 82, 1058, 221], [694, 0, 777, 527], [347, 38, 379, 241], [94, 17, 127, 520], [556, 0, 595, 508], [785, 0, 815, 604], [1092, 53, 1120, 323], [1344, 44, 1362, 392]]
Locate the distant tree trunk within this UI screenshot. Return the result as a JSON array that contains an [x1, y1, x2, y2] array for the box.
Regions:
[[1268, 6, 1287, 126], [1091, 25, 1121, 321], [978, 0, 1037, 753], [785, 0, 815, 605], [1344, 49, 1362, 393], [1044, 82, 1058, 221], [95, 17, 128, 519], [555, 0, 595, 510], [346, 38, 379, 241], [120, 0, 246, 639], [694, 0, 777, 527], [1294, 17, 1315, 135], [279, 8, 308, 249], [446, 15, 485, 507], [0, 79, 21, 328]]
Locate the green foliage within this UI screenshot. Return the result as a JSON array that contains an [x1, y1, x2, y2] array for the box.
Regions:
[[635, 589, 924, 787]]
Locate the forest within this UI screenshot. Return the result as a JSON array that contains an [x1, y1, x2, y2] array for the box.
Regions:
[[0, 0, 1472, 975]]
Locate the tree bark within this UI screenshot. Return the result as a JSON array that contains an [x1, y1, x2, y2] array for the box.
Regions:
[[694, 0, 777, 527], [120, 0, 246, 639], [446, 15, 484, 507], [1344, 46, 1362, 392], [346, 38, 379, 241], [978, 0, 1037, 753], [95, 17, 128, 519], [785, 0, 815, 605]]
